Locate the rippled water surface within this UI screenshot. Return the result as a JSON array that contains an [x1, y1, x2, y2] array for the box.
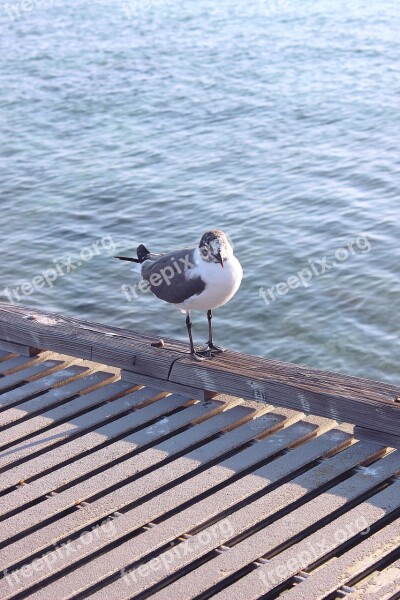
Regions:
[[1, 0, 399, 383]]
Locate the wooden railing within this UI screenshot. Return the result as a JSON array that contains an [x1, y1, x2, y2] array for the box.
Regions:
[[0, 302, 399, 448]]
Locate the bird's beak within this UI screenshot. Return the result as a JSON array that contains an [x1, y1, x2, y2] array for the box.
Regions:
[[216, 252, 224, 268]]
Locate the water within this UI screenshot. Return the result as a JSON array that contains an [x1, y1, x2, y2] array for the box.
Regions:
[[1, 0, 399, 384]]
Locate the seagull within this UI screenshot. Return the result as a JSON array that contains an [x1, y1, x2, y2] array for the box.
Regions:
[[116, 230, 243, 360]]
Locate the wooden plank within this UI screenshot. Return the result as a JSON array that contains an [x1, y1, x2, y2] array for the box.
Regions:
[[0, 365, 130, 411], [33, 415, 312, 527], [0, 402, 254, 514], [8, 423, 351, 600], [279, 518, 400, 600], [169, 354, 400, 439], [0, 418, 336, 597], [355, 425, 400, 449], [121, 370, 216, 402], [0, 359, 65, 392], [0, 403, 255, 572], [0, 303, 188, 379], [347, 557, 400, 599], [0, 303, 398, 444], [116, 440, 391, 600], [80, 427, 356, 600], [0, 355, 34, 375], [0, 370, 113, 430], [195, 456, 400, 600], [0, 364, 85, 410], [0, 385, 163, 483], [0, 338, 41, 357], [0, 376, 133, 449], [0, 393, 204, 543]]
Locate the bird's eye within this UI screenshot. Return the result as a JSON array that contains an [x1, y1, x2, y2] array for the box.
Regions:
[[201, 247, 208, 257]]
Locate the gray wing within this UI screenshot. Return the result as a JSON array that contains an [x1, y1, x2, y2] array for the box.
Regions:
[[141, 247, 205, 304]]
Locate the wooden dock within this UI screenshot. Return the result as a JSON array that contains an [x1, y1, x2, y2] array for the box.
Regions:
[[0, 303, 399, 599]]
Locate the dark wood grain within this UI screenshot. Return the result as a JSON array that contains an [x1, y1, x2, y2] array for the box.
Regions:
[[0, 303, 187, 379], [121, 370, 216, 401], [168, 351, 400, 441]]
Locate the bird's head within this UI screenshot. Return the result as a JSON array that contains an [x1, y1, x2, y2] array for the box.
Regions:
[[198, 230, 232, 268]]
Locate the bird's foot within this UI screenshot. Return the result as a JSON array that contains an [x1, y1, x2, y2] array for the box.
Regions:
[[190, 350, 212, 361], [200, 342, 226, 354]]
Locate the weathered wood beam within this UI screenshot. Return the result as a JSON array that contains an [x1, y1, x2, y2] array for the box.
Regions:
[[0, 303, 398, 447], [354, 426, 400, 449], [0, 303, 186, 380], [121, 370, 216, 402], [168, 353, 400, 444], [0, 338, 41, 357]]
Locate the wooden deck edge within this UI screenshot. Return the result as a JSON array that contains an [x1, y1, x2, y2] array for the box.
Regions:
[[354, 426, 400, 449], [0, 302, 399, 448], [121, 370, 216, 402], [0, 338, 41, 357]]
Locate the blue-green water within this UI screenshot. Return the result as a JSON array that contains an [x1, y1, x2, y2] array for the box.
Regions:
[[1, 0, 399, 383]]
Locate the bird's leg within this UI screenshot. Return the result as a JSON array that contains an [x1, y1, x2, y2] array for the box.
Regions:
[[207, 309, 213, 346], [186, 312, 209, 361], [186, 312, 195, 354], [200, 310, 225, 354]]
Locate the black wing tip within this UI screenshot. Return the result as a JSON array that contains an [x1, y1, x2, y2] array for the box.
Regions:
[[137, 244, 151, 262], [115, 244, 150, 264], [114, 256, 140, 263]]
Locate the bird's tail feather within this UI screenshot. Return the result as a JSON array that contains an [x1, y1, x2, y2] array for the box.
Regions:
[[137, 244, 151, 263], [115, 243, 151, 264], [114, 256, 140, 263]]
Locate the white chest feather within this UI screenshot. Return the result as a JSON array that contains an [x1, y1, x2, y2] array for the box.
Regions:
[[176, 252, 243, 312]]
